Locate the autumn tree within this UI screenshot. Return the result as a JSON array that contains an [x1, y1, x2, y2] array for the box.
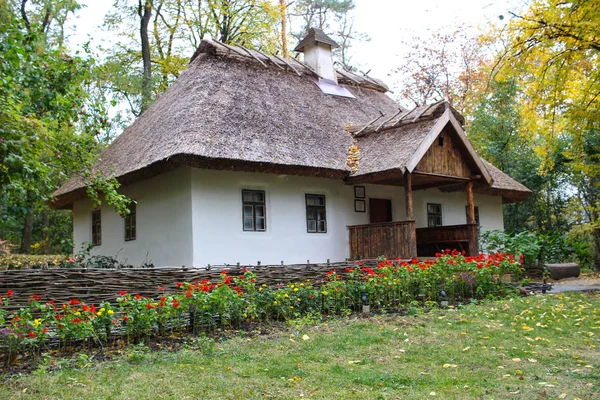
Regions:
[[493, 0, 600, 268], [390, 27, 489, 114]]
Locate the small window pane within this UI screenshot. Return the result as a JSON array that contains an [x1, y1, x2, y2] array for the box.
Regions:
[[243, 205, 253, 217], [243, 217, 254, 231], [255, 205, 265, 218], [255, 217, 265, 231], [318, 220, 326, 232], [308, 220, 317, 232]]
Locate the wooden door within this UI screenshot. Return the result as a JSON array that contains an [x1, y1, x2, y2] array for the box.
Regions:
[[369, 198, 392, 223]]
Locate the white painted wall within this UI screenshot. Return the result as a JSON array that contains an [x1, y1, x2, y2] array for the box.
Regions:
[[72, 167, 193, 267], [72, 168, 505, 267], [190, 169, 504, 266]]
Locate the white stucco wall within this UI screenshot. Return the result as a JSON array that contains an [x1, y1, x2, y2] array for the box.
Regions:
[[72, 167, 193, 267], [190, 169, 504, 266], [72, 168, 505, 267]]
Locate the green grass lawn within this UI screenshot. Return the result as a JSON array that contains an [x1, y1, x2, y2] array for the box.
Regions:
[[1, 292, 599, 399]]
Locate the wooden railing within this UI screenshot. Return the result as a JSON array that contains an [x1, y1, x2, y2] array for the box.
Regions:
[[416, 224, 478, 256], [348, 220, 417, 260]]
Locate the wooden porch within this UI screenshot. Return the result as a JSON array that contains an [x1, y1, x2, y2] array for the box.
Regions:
[[347, 172, 480, 260]]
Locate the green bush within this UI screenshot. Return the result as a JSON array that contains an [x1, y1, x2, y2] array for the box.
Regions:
[[0, 254, 68, 270], [480, 229, 592, 267]]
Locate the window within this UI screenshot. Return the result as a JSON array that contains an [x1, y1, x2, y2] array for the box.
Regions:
[[427, 203, 443, 227], [92, 210, 101, 246], [125, 202, 137, 241], [465, 205, 480, 226], [306, 194, 327, 233], [242, 190, 266, 231]]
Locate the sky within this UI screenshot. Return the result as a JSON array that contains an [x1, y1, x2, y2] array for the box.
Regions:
[[64, 0, 525, 102]]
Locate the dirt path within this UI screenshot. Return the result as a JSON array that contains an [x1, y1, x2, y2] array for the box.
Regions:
[[550, 276, 600, 293]]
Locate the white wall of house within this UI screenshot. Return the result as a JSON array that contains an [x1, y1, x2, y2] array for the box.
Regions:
[[72, 168, 505, 267], [72, 167, 193, 267], [190, 169, 404, 266]]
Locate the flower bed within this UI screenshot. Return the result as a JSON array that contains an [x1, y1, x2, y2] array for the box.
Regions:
[[0, 251, 523, 363]]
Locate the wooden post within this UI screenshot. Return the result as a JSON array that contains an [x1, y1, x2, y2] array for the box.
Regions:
[[404, 173, 417, 258], [404, 172, 413, 220], [466, 181, 476, 225], [465, 181, 478, 255]]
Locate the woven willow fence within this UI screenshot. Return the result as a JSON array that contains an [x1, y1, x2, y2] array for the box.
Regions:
[[0, 261, 378, 309]]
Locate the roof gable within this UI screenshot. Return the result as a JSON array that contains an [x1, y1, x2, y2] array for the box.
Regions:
[[404, 107, 493, 185], [414, 124, 473, 179]]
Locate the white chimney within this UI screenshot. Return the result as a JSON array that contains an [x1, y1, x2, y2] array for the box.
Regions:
[[294, 28, 339, 83]]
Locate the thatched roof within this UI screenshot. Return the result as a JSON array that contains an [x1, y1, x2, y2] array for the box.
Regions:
[[478, 160, 532, 203], [52, 40, 530, 208]]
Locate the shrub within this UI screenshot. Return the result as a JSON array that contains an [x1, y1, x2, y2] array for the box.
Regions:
[[0, 254, 68, 270]]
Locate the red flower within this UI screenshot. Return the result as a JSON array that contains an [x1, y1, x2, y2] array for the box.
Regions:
[[176, 282, 183, 288], [172, 299, 180, 308], [345, 267, 353, 273], [134, 294, 142, 300], [70, 299, 80, 306], [90, 305, 97, 314], [123, 315, 129, 321], [223, 276, 231, 284], [71, 318, 82, 323], [159, 286, 165, 291], [242, 267, 248, 273], [119, 290, 127, 296], [145, 303, 154, 309], [30, 294, 42, 301], [411, 258, 419, 264], [42, 327, 48, 333], [28, 331, 36, 338], [82, 304, 89, 312], [6, 290, 13, 298]]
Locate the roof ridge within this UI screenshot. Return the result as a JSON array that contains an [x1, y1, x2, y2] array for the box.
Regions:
[[192, 39, 389, 93], [349, 101, 447, 137]]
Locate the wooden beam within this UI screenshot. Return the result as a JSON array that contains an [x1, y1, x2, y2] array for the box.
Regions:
[[412, 181, 467, 191], [411, 171, 470, 181]]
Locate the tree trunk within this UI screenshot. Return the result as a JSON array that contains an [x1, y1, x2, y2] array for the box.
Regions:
[[139, 0, 153, 113], [280, 0, 288, 58], [42, 208, 50, 254], [20, 210, 34, 254], [593, 226, 600, 271]]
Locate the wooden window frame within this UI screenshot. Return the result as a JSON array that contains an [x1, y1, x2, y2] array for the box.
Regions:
[[124, 202, 137, 241], [306, 194, 327, 233], [242, 190, 266, 232], [92, 210, 101, 246], [465, 205, 480, 226], [427, 203, 443, 227]]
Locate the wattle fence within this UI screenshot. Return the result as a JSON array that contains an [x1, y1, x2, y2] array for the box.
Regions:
[[0, 261, 376, 309]]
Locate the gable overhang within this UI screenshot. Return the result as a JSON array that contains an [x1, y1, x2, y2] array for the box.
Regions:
[[403, 108, 494, 186]]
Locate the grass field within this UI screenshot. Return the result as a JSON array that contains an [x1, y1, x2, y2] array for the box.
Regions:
[[1, 292, 599, 399]]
